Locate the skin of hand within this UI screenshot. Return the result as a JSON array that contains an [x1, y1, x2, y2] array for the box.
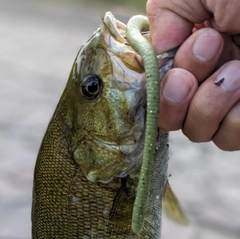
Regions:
[[147, 0, 240, 151]]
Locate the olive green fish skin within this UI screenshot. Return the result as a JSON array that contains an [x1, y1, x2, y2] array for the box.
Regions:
[[32, 13, 146, 238], [32, 12, 170, 238]]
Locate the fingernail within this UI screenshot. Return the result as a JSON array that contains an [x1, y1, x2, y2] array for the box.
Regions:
[[192, 30, 221, 61], [162, 72, 192, 103], [216, 62, 240, 92]]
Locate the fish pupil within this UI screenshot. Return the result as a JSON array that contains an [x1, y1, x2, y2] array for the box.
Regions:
[[87, 81, 98, 94], [82, 74, 102, 99]]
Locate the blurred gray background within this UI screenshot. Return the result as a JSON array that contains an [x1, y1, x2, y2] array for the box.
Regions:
[[1, 0, 240, 238]]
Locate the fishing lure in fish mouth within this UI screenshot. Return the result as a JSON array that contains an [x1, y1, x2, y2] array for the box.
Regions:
[[126, 15, 182, 234], [126, 15, 160, 234]]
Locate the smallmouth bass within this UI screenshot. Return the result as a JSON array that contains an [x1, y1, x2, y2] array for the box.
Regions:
[[32, 12, 186, 239]]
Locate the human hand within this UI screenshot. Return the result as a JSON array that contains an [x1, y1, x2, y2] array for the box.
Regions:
[[147, 0, 240, 150]]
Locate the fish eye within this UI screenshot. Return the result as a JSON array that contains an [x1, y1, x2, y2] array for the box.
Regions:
[[82, 74, 102, 100]]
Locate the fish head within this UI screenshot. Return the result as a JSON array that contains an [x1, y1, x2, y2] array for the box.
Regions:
[[68, 12, 146, 183]]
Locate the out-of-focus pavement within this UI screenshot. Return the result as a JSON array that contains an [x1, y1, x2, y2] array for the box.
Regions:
[[1, 0, 240, 238]]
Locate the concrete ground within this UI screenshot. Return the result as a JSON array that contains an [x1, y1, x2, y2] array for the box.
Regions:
[[1, 0, 240, 238]]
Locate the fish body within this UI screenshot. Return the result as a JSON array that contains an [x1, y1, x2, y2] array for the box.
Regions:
[[32, 12, 185, 239], [32, 12, 147, 238]]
